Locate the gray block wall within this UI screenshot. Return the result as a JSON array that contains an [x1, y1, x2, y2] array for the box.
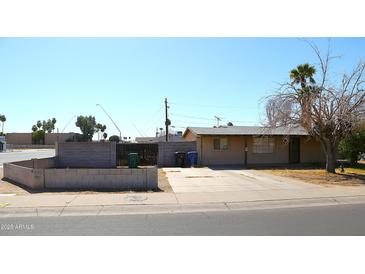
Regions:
[[3, 163, 45, 190], [56, 142, 117, 168], [44, 167, 158, 191], [4, 161, 157, 191], [158, 141, 197, 167]]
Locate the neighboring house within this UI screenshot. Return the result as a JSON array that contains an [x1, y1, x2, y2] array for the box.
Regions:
[[183, 126, 326, 167], [135, 134, 184, 143]]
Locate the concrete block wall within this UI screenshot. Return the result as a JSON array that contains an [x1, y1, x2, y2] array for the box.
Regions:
[[3, 163, 45, 190], [7, 158, 57, 169], [5, 133, 32, 145], [6, 144, 55, 149], [3, 158, 158, 191], [158, 141, 197, 167], [44, 133, 77, 145], [56, 142, 117, 168], [5, 133, 77, 145], [44, 167, 158, 191]]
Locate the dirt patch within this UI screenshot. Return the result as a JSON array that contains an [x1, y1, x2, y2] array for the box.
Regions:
[[0, 168, 31, 195], [158, 169, 173, 192], [261, 167, 365, 186]]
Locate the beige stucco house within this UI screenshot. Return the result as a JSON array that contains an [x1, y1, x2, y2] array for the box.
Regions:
[[183, 126, 326, 167]]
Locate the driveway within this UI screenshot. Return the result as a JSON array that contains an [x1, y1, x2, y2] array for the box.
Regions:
[[163, 167, 324, 193], [0, 149, 55, 167]]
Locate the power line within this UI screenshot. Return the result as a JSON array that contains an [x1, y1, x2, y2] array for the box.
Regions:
[[172, 119, 214, 126], [170, 113, 257, 124], [169, 101, 256, 109], [170, 113, 216, 121], [139, 106, 164, 134]]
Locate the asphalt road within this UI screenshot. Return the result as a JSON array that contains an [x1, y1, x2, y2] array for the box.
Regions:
[[2, 203, 365, 236], [0, 149, 55, 166]]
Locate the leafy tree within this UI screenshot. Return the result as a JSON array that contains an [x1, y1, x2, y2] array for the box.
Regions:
[[103, 132, 108, 140], [32, 130, 45, 145], [31, 117, 56, 144], [75, 115, 97, 141], [227, 122, 234, 126], [339, 128, 365, 165], [0, 114, 6, 133], [109, 135, 120, 143]]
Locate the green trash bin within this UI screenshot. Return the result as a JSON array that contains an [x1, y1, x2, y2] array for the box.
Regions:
[[128, 153, 139, 168]]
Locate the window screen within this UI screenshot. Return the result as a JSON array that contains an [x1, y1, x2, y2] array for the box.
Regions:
[[253, 136, 275, 154], [213, 138, 228, 150]]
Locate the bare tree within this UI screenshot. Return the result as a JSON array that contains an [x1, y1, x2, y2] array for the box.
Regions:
[[265, 98, 293, 127], [265, 41, 365, 173]]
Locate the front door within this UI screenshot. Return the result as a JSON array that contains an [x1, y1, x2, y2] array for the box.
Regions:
[[289, 137, 300, 164]]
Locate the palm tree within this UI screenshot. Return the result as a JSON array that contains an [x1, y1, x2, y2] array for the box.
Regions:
[[290, 64, 317, 129], [0, 114, 6, 133], [290, 63, 316, 91]]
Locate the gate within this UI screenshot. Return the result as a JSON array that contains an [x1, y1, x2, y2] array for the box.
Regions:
[[116, 143, 158, 166]]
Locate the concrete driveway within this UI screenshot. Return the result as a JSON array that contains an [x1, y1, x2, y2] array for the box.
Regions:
[[0, 149, 55, 167], [163, 167, 324, 193]]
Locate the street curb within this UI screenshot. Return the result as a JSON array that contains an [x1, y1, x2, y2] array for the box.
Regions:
[[1, 195, 365, 218]]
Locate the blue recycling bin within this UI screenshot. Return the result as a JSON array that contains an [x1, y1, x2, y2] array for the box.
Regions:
[[187, 151, 198, 167]]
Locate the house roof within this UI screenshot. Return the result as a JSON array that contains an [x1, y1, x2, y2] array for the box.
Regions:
[[135, 135, 184, 143], [184, 126, 309, 137], [135, 137, 158, 143]]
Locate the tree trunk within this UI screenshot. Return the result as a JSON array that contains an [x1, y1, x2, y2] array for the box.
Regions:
[[319, 138, 337, 173], [326, 149, 337, 173]]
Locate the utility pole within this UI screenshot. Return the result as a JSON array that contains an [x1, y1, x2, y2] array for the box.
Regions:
[[165, 98, 169, 142]]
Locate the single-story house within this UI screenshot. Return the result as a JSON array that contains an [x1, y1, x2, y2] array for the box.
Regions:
[[183, 126, 326, 167]]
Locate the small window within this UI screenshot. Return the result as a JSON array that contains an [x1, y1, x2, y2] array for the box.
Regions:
[[213, 138, 228, 150], [253, 136, 275, 154]]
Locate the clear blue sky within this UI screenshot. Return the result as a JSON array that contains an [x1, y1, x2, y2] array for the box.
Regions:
[[0, 38, 364, 138]]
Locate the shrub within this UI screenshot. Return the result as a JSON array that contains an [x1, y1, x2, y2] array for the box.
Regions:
[[32, 130, 45, 145], [339, 129, 365, 165], [109, 135, 120, 143]]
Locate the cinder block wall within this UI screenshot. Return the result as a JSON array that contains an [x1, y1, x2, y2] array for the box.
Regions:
[[56, 142, 117, 168], [6, 133, 77, 146], [3, 163, 45, 190], [44, 133, 77, 145], [3, 159, 158, 191], [158, 141, 197, 167], [44, 167, 158, 191], [5, 133, 32, 145]]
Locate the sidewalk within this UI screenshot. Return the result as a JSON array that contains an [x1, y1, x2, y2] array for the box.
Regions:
[[2, 185, 365, 217]]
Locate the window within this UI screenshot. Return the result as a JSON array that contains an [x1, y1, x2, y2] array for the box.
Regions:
[[213, 137, 228, 150], [253, 136, 275, 154]]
